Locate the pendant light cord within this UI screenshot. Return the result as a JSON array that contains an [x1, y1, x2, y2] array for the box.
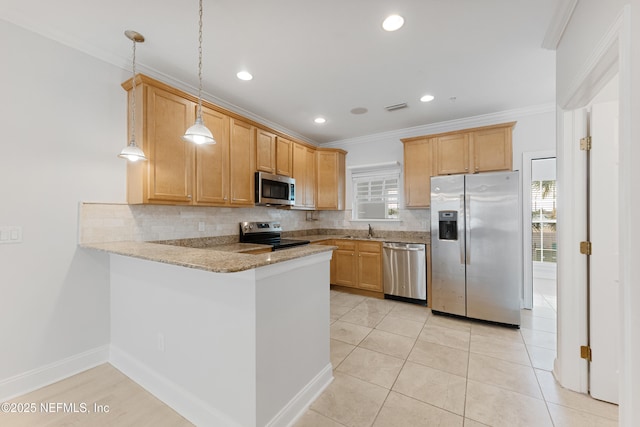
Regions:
[[197, 0, 204, 120], [130, 38, 137, 143]]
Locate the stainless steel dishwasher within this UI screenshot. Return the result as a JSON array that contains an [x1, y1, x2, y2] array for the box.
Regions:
[[383, 242, 427, 305]]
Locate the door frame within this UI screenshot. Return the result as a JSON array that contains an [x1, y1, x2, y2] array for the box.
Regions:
[[554, 5, 631, 402], [522, 151, 556, 310]]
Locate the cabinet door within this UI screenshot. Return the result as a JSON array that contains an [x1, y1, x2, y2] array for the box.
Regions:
[[256, 128, 276, 173], [435, 133, 470, 175], [357, 241, 383, 291], [403, 138, 434, 207], [304, 147, 317, 208], [470, 126, 512, 172], [358, 251, 383, 291], [292, 142, 307, 208], [146, 86, 194, 203], [195, 107, 230, 205], [334, 248, 357, 287], [316, 151, 345, 210], [229, 118, 255, 206], [276, 137, 293, 177]]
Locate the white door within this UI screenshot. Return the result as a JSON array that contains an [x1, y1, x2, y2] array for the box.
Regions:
[[589, 100, 619, 404]]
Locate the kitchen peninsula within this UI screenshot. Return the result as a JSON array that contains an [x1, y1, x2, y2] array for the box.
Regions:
[[83, 240, 335, 427]]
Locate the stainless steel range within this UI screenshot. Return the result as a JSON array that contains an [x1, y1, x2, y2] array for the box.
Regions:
[[239, 221, 310, 251]]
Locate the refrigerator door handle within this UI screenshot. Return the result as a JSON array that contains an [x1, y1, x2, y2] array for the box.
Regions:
[[459, 195, 465, 265], [466, 194, 471, 265]]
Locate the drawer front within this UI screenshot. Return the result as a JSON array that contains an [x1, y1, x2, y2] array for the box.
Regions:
[[358, 241, 381, 253], [335, 240, 357, 250]]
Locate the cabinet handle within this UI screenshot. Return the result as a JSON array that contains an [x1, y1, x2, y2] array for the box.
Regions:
[[187, 195, 192, 199]]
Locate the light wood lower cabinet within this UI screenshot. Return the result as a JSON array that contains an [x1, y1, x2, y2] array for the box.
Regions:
[[332, 240, 383, 292]]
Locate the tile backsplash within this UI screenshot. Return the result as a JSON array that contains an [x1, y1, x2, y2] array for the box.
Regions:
[[78, 203, 430, 244]]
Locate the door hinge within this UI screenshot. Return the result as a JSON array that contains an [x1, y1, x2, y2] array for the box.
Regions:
[[580, 241, 592, 255], [580, 345, 592, 361], [580, 136, 592, 151]]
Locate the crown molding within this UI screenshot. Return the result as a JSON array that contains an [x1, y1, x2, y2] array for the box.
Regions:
[[542, 0, 578, 50], [321, 103, 555, 149]]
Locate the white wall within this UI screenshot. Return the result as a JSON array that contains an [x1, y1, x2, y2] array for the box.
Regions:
[[0, 20, 128, 397]]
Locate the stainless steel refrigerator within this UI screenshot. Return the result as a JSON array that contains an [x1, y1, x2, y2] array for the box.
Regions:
[[430, 171, 522, 326]]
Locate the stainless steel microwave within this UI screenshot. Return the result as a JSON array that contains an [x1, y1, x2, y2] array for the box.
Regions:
[[255, 172, 295, 206]]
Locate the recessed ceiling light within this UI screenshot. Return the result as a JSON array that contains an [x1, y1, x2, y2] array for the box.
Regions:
[[236, 71, 253, 81], [382, 15, 404, 32], [420, 94, 435, 103], [350, 107, 368, 115], [314, 117, 326, 124]]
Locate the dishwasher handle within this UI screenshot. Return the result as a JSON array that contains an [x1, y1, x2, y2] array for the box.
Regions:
[[382, 243, 425, 252]]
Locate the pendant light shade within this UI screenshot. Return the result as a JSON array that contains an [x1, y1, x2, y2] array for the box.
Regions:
[[183, 0, 215, 145], [119, 30, 147, 161], [183, 116, 215, 145], [118, 141, 147, 162]]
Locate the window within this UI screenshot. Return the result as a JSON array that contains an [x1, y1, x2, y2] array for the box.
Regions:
[[531, 179, 557, 263], [350, 163, 401, 220]]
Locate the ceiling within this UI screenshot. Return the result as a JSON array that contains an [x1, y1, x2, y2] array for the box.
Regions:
[[1, 0, 557, 145]]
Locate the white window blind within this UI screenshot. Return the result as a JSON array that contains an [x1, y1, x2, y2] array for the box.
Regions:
[[350, 163, 401, 220]]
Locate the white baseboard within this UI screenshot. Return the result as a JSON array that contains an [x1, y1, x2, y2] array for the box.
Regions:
[[109, 345, 242, 427], [268, 363, 333, 427], [110, 345, 333, 427], [0, 345, 109, 401]]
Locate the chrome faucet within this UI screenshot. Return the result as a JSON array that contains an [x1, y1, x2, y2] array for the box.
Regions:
[[367, 224, 373, 238]]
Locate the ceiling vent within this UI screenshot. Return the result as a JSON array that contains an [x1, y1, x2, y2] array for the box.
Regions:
[[384, 102, 408, 111]]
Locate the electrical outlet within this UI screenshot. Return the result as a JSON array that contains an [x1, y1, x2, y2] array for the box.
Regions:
[[198, 221, 205, 232], [0, 226, 22, 244]]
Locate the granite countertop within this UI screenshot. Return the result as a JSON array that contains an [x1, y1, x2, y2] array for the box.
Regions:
[[304, 234, 430, 245], [81, 241, 335, 273]]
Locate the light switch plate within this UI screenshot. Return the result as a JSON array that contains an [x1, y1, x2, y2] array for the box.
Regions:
[[0, 226, 22, 244]]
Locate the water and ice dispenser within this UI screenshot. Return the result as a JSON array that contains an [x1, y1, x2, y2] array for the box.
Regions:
[[438, 211, 458, 241]]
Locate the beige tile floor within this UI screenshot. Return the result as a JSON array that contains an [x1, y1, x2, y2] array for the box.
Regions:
[[295, 282, 619, 427], [1, 276, 618, 427]]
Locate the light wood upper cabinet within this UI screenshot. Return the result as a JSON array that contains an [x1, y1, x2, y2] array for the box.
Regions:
[[435, 133, 470, 175], [430, 122, 515, 176], [304, 147, 317, 208], [470, 125, 513, 173], [276, 137, 293, 177], [291, 143, 317, 209], [402, 137, 434, 208], [316, 149, 346, 210], [126, 83, 194, 204], [122, 74, 347, 207], [229, 118, 255, 206], [255, 128, 276, 174], [195, 107, 230, 205]]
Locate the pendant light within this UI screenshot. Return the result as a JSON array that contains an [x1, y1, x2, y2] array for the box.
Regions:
[[183, 0, 215, 145], [119, 30, 147, 162]]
